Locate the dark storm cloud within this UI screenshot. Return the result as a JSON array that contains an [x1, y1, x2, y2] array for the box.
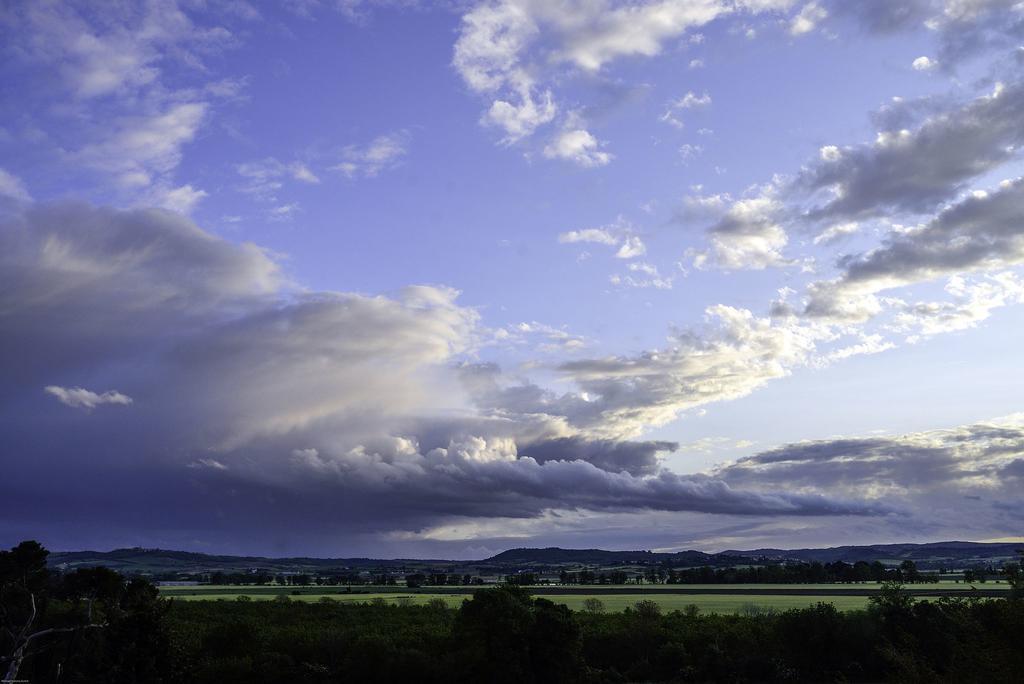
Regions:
[[842, 177, 1024, 285], [719, 419, 1024, 492], [0, 201, 281, 391], [800, 79, 1024, 220], [931, 1, 1024, 65], [0, 202, 881, 553], [0, 404, 885, 555], [710, 417, 1024, 546], [743, 438, 948, 465], [831, 1, 1024, 65], [830, 0, 931, 34], [1003, 459, 1024, 478], [868, 94, 950, 133], [805, 176, 1024, 319], [723, 438, 963, 489]]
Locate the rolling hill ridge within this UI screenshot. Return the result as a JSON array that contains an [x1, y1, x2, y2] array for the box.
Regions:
[[45, 540, 1022, 575]]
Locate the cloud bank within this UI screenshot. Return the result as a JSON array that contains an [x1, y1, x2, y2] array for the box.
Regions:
[[0, 202, 889, 553]]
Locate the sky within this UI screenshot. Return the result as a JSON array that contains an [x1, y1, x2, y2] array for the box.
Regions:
[[1, 0, 1024, 558]]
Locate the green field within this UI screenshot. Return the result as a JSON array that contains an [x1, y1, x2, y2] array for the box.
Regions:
[[160, 580, 1007, 597], [158, 579, 1013, 614], [164, 589, 873, 613], [533, 581, 1008, 591], [158, 586, 889, 614]]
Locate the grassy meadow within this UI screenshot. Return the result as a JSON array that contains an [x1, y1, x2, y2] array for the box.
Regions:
[[159, 582, 1013, 614]]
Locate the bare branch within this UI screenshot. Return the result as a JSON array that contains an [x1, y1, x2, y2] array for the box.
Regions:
[[4, 617, 106, 682]]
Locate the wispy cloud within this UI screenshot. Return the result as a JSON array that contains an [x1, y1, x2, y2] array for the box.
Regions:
[[45, 386, 133, 410], [76, 102, 207, 188], [332, 130, 411, 178], [559, 216, 645, 259], [0, 168, 32, 203]]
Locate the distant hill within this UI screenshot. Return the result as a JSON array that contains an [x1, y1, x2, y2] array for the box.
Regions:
[[485, 548, 669, 564], [722, 541, 1023, 567], [483, 547, 746, 567], [48, 548, 453, 574], [47, 540, 1021, 575], [483, 542, 1022, 568]]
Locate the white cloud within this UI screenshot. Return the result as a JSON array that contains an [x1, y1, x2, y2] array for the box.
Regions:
[[77, 102, 207, 188], [544, 305, 829, 438], [819, 144, 842, 161], [673, 91, 712, 109], [615, 235, 647, 259], [610, 261, 673, 289], [237, 158, 321, 202], [451, 3, 555, 142], [558, 228, 619, 245], [679, 143, 704, 162], [912, 55, 938, 71], [890, 273, 1024, 341], [12, 1, 234, 99], [790, 2, 827, 35], [45, 386, 133, 410], [269, 203, 300, 221], [332, 130, 411, 178], [0, 168, 32, 203], [628, 261, 659, 274], [481, 67, 561, 141], [551, 1, 731, 72], [0, 4, 240, 208], [452, 1, 785, 148], [543, 128, 612, 167], [495, 320, 588, 353], [659, 111, 686, 129], [697, 196, 789, 270], [484, 79, 557, 142], [660, 91, 712, 128], [289, 163, 320, 184], [451, 1, 538, 93], [559, 216, 646, 260], [820, 333, 894, 362], [188, 458, 228, 470], [684, 191, 731, 213], [812, 221, 859, 245], [148, 183, 208, 214]]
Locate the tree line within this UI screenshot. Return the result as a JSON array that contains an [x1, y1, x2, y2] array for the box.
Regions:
[[168, 560, 1005, 589], [556, 559, 951, 585], [167, 570, 491, 587]]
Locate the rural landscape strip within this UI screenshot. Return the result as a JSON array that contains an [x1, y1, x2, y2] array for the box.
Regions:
[[159, 586, 1009, 597]]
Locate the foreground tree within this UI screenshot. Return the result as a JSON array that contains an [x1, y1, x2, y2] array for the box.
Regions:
[[0, 541, 93, 681], [1, 541, 173, 683], [453, 586, 581, 683]]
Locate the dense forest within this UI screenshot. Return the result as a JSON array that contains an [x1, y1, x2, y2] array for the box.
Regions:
[[4, 540, 1023, 682]]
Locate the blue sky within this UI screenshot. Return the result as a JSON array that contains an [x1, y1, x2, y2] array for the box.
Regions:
[[2, 0, 1024, 557]]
